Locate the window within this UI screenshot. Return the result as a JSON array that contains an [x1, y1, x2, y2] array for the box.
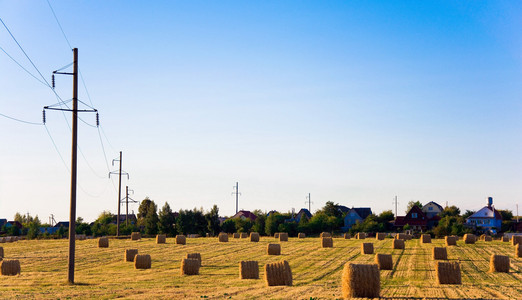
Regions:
[[428, 207, 433, 211], [412, 213, 417, 218]]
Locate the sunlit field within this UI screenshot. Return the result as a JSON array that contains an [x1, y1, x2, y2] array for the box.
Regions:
[[1, 236, 521, 299]]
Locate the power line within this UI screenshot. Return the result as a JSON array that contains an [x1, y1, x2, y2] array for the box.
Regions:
[[0, 45, 48, 86], [46, 0, 72, 50], [0, 112, 43, 126]]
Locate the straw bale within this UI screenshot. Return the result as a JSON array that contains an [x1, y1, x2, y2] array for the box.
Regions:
[[0, 247, 3, 259], [376, 233, 386, 240], [131, 232, 141, 241], [240, 232, 248, 239], [489, 254, 509, 273], [279, 232, 288, 242], [435, 261, 461, 284], [374, 254, 393, 270], [264, 260, 292, 286], [484, 236, 492, 242], [250, 232, 260, 242], [0, 260, 20, 276], [274, 233, 280, 239], [421, 234, 432, 244], [344, 233, 351, 239], [186, 253, 202, 266], [512, 235, 522, 246], [156, 234, 166, 244], [432, 247, 448, 260], [356, 232, 366, 240], [98, 237, 109, 248], [445, 236, 457, 246], [502, 236, 509, 242], [0, 237, 4, 243], [320, 232, 331, 238], [176, 235, 186, 245], [134, 254, 151, 269], [464, 234, 475, 244], [516, 244, 522, 258], [180, 258, 200, 275], [341, 263, 380, 298], [233, 233, 240, 239], [395, 233, 407, 240], [406, 234, 413, 240], [239, 260, 259, 279], [267, 243, 281, 255], [218, 232, 228, 242], [392, 239, 405, 250], [361, 243, 374, 254], [124, 249, 138, 262], [298, 233, 305, 239], [479, 234, 486, 241], [321, 237, 333, 248]]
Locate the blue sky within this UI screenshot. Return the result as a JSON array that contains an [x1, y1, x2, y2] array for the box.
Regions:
[[1, 1, 521, 222]]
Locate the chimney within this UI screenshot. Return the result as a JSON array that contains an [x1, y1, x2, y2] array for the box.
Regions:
[[487, 197, 493, 208]]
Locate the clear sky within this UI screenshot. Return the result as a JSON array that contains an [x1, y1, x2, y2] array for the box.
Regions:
[[1, 1, 521, 223]]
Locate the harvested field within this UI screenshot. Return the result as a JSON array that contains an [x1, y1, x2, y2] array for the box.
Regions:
[[0, 237, 521, 298]]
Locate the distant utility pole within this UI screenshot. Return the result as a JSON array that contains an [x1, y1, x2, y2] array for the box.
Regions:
[[43, 48, 97, 284], [517, 204, 519, 223], [109, 151, 129, 236], [122, 186, 137, 226], [232, 182, 241, 214], [393, 196, 398, 217], [305, 193, 313, 212], [49, 214, 56, 227]]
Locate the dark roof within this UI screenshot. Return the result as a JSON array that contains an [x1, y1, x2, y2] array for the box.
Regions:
[[8, 221, 23, 229], [394, 206, 428, 226], [337, 205, 350, 213], [353, 208, 372, 220], [231, 210, 258, 221], [425, 201, 444, 211], [54, 221, 70, 228], [297, 208, 312, 219]]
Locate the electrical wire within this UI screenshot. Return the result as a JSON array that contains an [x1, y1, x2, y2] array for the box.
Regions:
[[46, 0, 73, 50], [0, 112, 43, 126], [0, 45, 48, 86]]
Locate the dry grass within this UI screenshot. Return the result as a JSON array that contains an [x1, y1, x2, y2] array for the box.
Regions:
[[1, 236, 521, 298], [341, 263, 380, 298]]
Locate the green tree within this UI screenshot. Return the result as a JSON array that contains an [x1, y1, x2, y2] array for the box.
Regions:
[[26, 215, 41, 239], [144, 202, 159, 235], [440, 206, 461, 217], [221, 219, 236, 233], [158, 202, 176, 236], [297, 214, 310, 235], [265, 213, 286, 236], [497, 210, 513, 221], [320, 201, 344, 218], [76, 217, 92, 236], [377, 210, 395, 223], [137, 197, 157, 225], [462, 210, 475, 219], [205, 205, 221, 236], [405, 201, 423, 213], [252, 214, 266, 235]]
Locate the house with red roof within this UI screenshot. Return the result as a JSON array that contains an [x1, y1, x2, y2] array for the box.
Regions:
[[231, 210, 257, 221], [394, 205, 428, 232]]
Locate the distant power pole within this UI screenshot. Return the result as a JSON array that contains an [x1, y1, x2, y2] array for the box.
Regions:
[[109, 151, 129, 236], [517, 204, 519, 223], [232, 182, 241, 214], [122, 186, 136, 226], [393, 196, 398, 217], [305, 193, 313, 212]]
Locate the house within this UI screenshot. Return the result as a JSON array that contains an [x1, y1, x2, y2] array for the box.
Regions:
[[0, 219, 7, 228], [394, 206, 428, 232], [112, 214, 137, 225], [342, 207, 372, 231], [285, 208, 312, 223], [54, 221, 70, 228], [422, 201, 443, 228], [466, 197, 502, 233], [231, 210, 257, 221], [6, 221, 23, 229]]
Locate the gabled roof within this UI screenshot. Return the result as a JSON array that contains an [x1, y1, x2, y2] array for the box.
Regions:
[[467, 206, 502, 220], [394, 206, 428, 226], [231, 210, 257, 221], [54, 221, 70, 228], [7, 221, 23, 229], [353, 208, 372, 220], [337, 205, 350, 213], [422, 201, 444, 211], [296, 208, 312, 219]]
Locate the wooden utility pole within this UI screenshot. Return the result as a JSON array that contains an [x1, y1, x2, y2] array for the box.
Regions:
[[393, 196, 398, 217], [126, 185, 129, 226], [305, 193, 312, 212], [67, 47, 78, 284], [235, 182, 239, 214], [117, 151, 122, 235]]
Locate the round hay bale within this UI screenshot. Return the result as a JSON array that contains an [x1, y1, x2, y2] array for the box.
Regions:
[[356, 232, 366, 240], [502, 236, 509, 242], [484, 236, 492, 242], [374, 254, 393, 270], [267, 243, 281, 255], [361, 243, 374, 254], [432, 247, 448, 260], [239, 260, 259, 279], [341, 263, 380, 298], [421, 234, 432, 244], [0, 237, 5, 243], [479, 234, 486, 241], [218, 232, 228, 242], [445, 236, 457, 246], [0, 260, 20, 276], [98, 237, 109, 248], [392, 239, 405, 250], [489, 254, 509, 273], [124, 249, 138, 262], [240, 232, 248, 239], [511, 235, 522, 246], [321, 237, 333, 248], [436, 261, 461, 284], [279, 232, 289, 242], [250, 232, 260, 242], [186, 253, 202, 266], [156, 234, 166, 244], [297, 232, 305, 239], [344, 233, 351, 239], [274, 233, 280, 239], [515, 244, 522, 258], [395, 233, 407, 240], [233, 233, 240, 239], [464, 234, 475, 244], [376, 233, 386, 240], [320, 232, 331, 238], [130, 232, 141, 241], [176, 235, 186, 245], [0, 247, 3, 259], [264, 260, 292, 286], [134, 254, 151, 269], [180, 258, 200, 275]]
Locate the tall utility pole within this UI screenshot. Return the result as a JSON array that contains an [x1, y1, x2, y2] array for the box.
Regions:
[[393, 196, 398, 217], [232, 182, 241, 214], [44, 48, 97, 284], [305, 193, 313, 212], [124, 186, 135, 226], [109, 151, 128, 237]]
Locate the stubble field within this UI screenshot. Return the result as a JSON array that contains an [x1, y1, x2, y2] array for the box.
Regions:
[[0, 236, 521, 299]]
